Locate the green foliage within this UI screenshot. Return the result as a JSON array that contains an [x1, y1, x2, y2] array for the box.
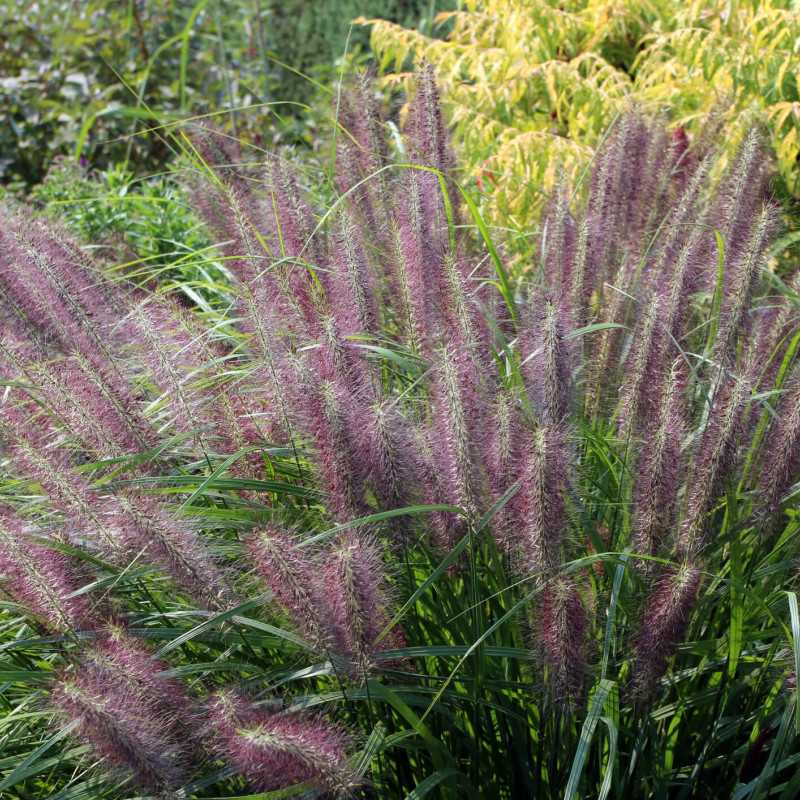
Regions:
[[0, 0, 449, 189], [28, 158, 228, 309]]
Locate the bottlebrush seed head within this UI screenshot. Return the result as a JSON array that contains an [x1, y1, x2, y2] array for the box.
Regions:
[[329, 208, 379, 339], [632, 562, 702, 697], [248, 526, 325, 647], [485, 390, 522, 553], [540, 184, 577, 301], [51, 663, 188, 792], [85, 621, 194, 731], [206, 690, 355, 794], [108, 495, 235, 609], [430, 346, 485, 522], [0, 510, 93, 632], [352, 402, 418, 529], [616, 296, 661, 441], [678, 374, 749, 558], [631, 359, 687, 564], [713, 203, 778, 366], [291, 370, 368, 522], [537, 575, 589, 704], [515, 424, 572, 576], [521, 294, 573, 425], [322, 533, 400, 675], [757, 366, 800, 518]]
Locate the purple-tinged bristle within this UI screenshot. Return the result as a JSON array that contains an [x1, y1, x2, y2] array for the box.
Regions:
[[248, 526, 326, 647], [520, 294, 572, 425], [632, 562, 702, 697], [107, 494, 235, 610], [713, 203, 778, 367], [485, 391, 523, 553], [757, 365, 800, 518], [206, 690, 354, 794], [328, 208, 380, 340], [429, 345, 487, 524], [515, 424, 571, 576], [678, 374, 749, 558], [0, 510, 94, 632], [630, 360, 687, 565], [537, 575, 589, 703], [322, 533, 401, 675], [289, 362, 368, 522], [540, 184, 577, 301], [51, 661, 188, 791]]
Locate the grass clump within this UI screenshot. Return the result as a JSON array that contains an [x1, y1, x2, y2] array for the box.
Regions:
[[0, 67, 799, 798]]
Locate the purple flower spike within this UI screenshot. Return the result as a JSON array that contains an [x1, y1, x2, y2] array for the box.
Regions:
[[678, 374, 749, 558], [757, 366, 800, 518], [248, 526, 326, 647], [537, 575, 589, 703], [631, 360, 687, 565], [0, 510, 93, 632], [322, 533, 401, 674], [632, 562, 702, 697], [515, 424, 571, 575], [51, 660, 188, 792], [520, 294, 573, 425], [206, 690, 355, 794]]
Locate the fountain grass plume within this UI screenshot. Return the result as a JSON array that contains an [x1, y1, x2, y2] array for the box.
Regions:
[[205, 690, 355, 795], [0, 510, 94, 632]]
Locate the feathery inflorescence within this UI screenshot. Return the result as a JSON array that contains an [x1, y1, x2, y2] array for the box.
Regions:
[[0, 63, 796, 794]]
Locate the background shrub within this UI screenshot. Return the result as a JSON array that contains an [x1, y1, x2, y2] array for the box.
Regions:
[[0, 0, 451, 189], [362, 0, 800, 260]]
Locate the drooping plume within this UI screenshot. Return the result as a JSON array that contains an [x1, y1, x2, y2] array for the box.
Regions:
[[0, 510, 93, 632], [206, 691, 354, 795], [632, 562, 702, 697], [322, 533, 402, 674]]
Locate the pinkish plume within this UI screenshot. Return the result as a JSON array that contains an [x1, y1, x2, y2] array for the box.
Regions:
[[1, 397, 233, 607], [390, 169, 443, 354], [0, 510, 94, 631], [248, 526, 326, 647], [0, 212, 123, 367], [107, 494, 235, 609], [713, 203, 778, 366], [540, 184, 577, 300], [616, 295, 663, 441], [678, 374, 749, 558], [351, 401, 419, 527], [335, 72, 391, 236], [51, 659, 188, 791], [405, 62, 459, 238], [322, 533, 402, 674], [520, 294, 573, 425], [709, 127, 771, 290], [429, 346, 487, 524], [263, 155, 327, 338], [327, 208, 380, 340], [206, 690, 354, 794], [515, 424, 572, 576], [630, 360, 687, 564], [632, 562, 702, 697], [86, 622, 194, 730], [537, 575, 589, 703], [757, 365, 800, 517], [32, 353, 155, 459], [290, 364, 369, 522], [485, 391, 523, 553]]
